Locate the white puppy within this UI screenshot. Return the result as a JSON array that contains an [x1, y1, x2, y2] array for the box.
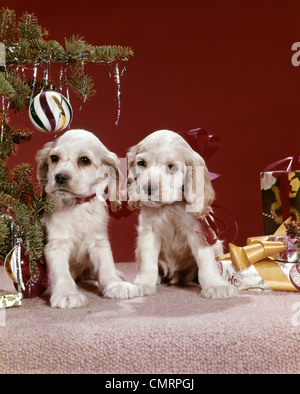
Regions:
[[36, 129, 137, 308], [127, 129, 237, 299]]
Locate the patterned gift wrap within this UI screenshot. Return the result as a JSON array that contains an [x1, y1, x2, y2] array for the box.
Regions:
[[260, 156, 300, 235], [0, 290, 22, 308], [218, 260, 300, 291], [268, 235, 299, 262]]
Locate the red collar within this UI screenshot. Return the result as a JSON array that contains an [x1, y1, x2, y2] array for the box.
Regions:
[[75, 193, 97, 205]]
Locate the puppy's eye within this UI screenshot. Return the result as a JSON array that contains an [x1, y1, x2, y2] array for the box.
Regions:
[[79, 156, 91, 166], [137, 160, 146, 168], [168, 164, 178, 173], [50, 155, 59, 163]]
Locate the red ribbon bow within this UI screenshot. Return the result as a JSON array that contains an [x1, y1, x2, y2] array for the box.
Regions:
[[180, 128, 221, 161], [180, 128, 221, 180], [263, 154, 300, 173]]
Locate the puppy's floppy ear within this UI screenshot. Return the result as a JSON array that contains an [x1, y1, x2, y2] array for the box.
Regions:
[[35, 141, 55, 195], [126, 144, 140, 211], [102, 149, 123, 212], [183, 150, 215, 219]]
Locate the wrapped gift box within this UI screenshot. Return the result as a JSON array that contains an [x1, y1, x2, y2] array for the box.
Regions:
[[217, 218, 300, 292], [0, 290, 22, 308], [260, 155, 300, 234]]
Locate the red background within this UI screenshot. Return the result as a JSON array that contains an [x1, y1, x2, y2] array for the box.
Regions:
[[4, 0, 300, 262]]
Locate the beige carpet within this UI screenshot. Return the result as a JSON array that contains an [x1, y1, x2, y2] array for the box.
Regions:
[[0, 263, 299, 374]]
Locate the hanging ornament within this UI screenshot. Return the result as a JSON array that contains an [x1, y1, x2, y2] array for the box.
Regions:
[[4, 240, 24, 293], [289, 263, 300, 290], [4, 241, 48, 298], [29, 91, 73, 133], [14, 257, 48, 299]]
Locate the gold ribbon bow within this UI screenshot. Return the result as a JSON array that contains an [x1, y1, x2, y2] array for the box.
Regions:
[[229, 241, 285, 271], [218, 218, 299, 291]]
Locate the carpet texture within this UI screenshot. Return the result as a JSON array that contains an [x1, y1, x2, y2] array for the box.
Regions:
[[0, 263, 299, 374]]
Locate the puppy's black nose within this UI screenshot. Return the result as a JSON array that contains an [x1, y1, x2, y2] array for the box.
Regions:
[[143, 184, 158, 196], [55, 173, 69, 185]]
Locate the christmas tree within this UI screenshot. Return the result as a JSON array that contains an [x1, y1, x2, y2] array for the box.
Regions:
[[0, 7, 133, 283]]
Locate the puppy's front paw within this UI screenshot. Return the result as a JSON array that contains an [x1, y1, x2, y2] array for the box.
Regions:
[[50, 292, 88, 308], [135, 283, 156, 297], [103, 282, 140, 299], [201, 284, 238, 299]]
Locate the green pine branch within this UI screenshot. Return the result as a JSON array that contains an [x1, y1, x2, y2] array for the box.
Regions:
[[0, 7, 133, 106], [0, 70, 31, 111], [0, 162, 55, 265], [0, 7, 16, 41]]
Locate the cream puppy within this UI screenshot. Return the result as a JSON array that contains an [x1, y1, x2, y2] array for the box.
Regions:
[[36, 129, 137, 308], [127, 130, 237, 299]]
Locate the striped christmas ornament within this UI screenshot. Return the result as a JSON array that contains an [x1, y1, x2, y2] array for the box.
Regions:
[[29, 91, 72, 133]]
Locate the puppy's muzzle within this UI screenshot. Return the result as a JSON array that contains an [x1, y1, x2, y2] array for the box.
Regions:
[[55, 173, 69, 185], [143, 184, 158, 196]]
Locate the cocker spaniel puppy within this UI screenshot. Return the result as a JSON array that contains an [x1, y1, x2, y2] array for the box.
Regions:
[[36, 129, 137, 308], [127, 129, 237, 299]]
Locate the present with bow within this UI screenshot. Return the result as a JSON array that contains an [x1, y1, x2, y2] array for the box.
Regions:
[[260, 154, 300, 234], [217, 218, 300, 292]]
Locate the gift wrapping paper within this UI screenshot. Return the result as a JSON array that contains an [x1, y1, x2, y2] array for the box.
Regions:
[[268, 235, 299, 262], [0, 290, 22, 308], [218, 260, 300, 291]]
